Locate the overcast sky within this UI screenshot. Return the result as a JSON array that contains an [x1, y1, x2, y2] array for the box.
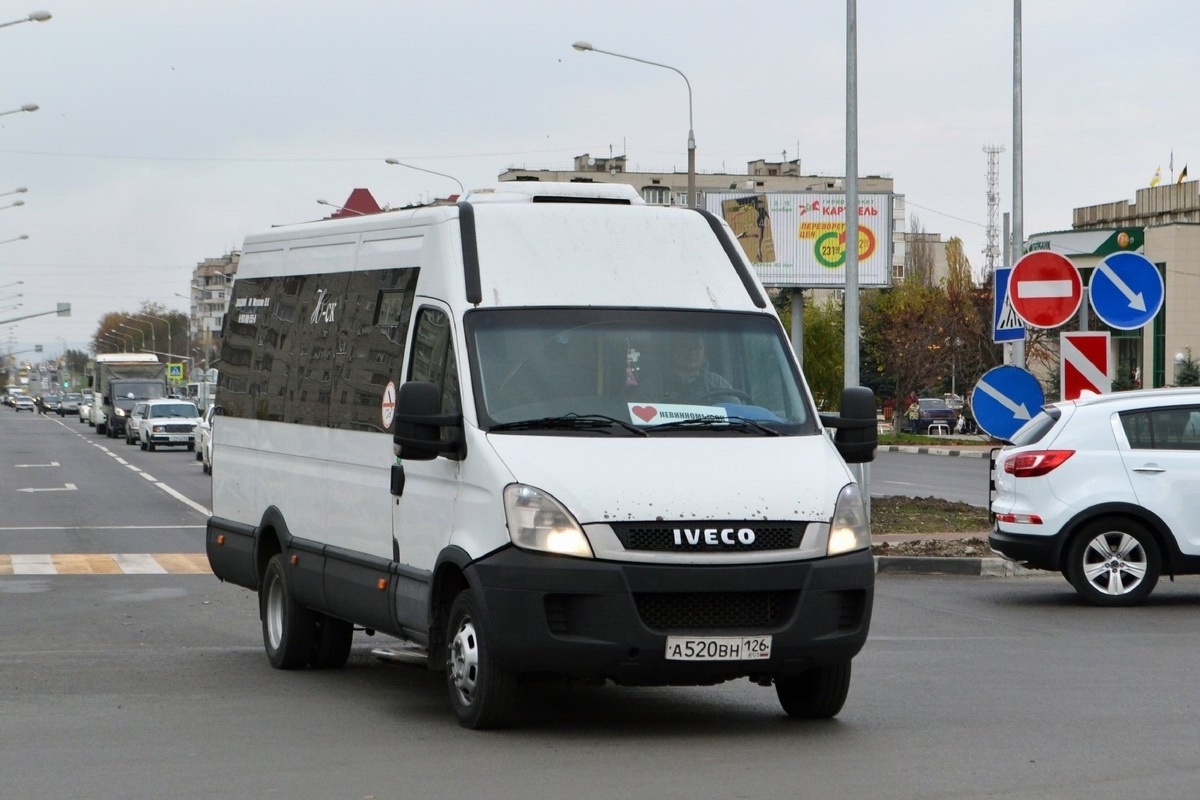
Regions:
[[1, 0, 1195, 355]]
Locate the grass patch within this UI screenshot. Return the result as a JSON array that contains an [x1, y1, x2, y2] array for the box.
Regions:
[[871, 495, 990, 534]]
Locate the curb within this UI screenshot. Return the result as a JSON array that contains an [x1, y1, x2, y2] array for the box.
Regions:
[[875, 556, 1033, 577], [878, 445, 993, 459]]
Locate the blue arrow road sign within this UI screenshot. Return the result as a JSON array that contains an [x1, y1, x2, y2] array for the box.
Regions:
[[971, 365, 1045, 442], [993, 266, 1025, 343], [1088, 251, 1164, 330]]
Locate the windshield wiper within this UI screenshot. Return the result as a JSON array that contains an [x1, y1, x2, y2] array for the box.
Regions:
[[489, 413, 648, 437], [648, 415, 781, 436]]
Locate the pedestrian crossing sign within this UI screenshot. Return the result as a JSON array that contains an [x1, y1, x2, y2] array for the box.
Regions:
[[168, 363, 184, 380]]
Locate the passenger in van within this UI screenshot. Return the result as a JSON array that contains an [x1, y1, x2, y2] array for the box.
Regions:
[[652, 334, 740, 403]]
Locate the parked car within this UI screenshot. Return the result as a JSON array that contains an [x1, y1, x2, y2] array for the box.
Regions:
[[196, 404, 219, 474], [138, 398, 201, 451], [916, 397, 958, 434], [990, 388, 1200, 606], [13, 395, 36, 412], [58, 393, 83, 416], [125, 401, 151, 445]]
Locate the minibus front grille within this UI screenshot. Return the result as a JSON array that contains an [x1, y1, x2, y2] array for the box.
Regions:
[[609, 522, 805, 552], [634, 591, 795, 632]]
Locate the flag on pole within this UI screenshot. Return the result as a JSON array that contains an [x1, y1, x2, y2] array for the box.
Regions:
[[1170, 150, 1174, 176], [1179, 164, 1189, 185], [1150, 166, 1161, 187]]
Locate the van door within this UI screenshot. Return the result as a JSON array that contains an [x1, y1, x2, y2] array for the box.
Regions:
[[392, 304, 461, 626]]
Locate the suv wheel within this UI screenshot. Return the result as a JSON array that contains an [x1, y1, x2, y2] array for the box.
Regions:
[[1065, 518, 1161, 606]]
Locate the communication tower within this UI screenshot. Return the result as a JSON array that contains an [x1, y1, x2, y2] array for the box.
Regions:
[[983, 144, 1005, 273]]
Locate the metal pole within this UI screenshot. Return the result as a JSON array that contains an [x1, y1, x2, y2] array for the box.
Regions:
[[1012, 0, 1025, 370], [844, 0, 860, 388], [791, 289, 804, 368]]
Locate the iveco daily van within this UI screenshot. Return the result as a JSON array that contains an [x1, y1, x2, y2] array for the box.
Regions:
[[207, 182, 877, 728]]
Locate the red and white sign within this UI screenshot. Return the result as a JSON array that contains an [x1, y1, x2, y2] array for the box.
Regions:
[[381, 381, 397, 429], [1060, 331, 1111, 401], [1009, 251, 1082, 329]]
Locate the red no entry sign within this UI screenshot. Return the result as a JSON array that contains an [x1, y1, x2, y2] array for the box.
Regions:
[[1008, 251, 1082, 329]]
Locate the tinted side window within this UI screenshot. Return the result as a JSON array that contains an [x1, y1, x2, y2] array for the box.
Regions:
[[218, 267, 419, 428], [1122, 406, 1200, 451], [408, 307, 460, 441]]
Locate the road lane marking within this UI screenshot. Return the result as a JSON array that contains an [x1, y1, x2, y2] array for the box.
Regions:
[[15, 462, 60, 468], [0, 554, 211, 575], [0, 525, 204, 531], [16, 483, 78, 493]]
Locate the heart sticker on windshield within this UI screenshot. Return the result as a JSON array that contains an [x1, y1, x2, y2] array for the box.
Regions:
[[631, 405, 658, 422]]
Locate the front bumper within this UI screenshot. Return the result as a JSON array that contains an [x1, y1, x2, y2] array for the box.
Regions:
[[465, 546, 874, 684]]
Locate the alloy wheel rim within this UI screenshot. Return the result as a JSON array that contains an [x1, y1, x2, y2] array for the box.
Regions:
[[1081, 532, 1147, 596]]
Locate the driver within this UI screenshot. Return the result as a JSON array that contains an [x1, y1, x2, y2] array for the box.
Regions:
[[656, 334, 738, 403]]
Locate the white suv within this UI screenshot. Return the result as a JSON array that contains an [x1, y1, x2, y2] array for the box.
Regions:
[[990, 387, 1200, 606]]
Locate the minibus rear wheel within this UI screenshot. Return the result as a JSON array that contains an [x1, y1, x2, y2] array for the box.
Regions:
[[446, 590, 516, 729], [260, 554, 317, 669]]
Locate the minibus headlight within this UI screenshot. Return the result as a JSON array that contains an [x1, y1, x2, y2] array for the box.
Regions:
[[827, 483, 871, 557], [503, 484, 593, 559]]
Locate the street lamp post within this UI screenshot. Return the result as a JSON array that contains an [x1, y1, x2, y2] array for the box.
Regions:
[[0, 187, 27, 199], [0, 103, 38, 118], [316, 198, 366, 216], [0, 235, 29, 246], [572, 41, 696, 208], [383, 159, 465, 196], [0, 200, 24, 211], [145, 314, 173, 362], [0, 11, 50, 29]]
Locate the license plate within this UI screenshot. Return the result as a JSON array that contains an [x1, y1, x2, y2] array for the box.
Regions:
[[167, 434, 188, 442], [665, 635, 772, 661]]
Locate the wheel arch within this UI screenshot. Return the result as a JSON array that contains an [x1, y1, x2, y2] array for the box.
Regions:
[[254, 505, 293, 586], [426, 546, 475, 673], [1056, 502, 1181, 575]]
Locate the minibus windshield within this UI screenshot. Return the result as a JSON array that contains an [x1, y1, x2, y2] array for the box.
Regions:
[[465, 308, 819, 435]]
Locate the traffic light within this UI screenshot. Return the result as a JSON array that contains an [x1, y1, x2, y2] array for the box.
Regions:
[[62, 380, 69, 388]]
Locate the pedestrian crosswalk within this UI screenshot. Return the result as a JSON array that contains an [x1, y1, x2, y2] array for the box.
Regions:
[[0, 553, 212, 575]]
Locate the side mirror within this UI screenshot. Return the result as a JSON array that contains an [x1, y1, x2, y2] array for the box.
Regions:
[[392, 381, 464, 461], [819, 386, 878, 464]]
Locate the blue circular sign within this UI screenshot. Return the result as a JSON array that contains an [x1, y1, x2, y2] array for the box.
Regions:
[[971, 365, 1045, 442], [1089, 252, 1164, 330]]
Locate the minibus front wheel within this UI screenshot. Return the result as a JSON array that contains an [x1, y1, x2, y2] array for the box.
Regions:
[[446, 590, 516, 729]]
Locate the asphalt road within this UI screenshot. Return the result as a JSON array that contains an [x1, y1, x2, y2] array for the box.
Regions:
[[9, 408, 1200, 799], [869, 449, 992, 507]]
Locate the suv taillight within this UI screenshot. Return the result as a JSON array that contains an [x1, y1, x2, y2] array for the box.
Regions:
[[1003, 450, 1075, 477]]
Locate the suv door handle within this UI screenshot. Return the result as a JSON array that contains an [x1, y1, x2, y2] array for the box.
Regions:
[[1133, 465, 1166, 473]]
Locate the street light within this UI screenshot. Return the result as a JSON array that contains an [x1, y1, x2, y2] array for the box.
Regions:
[[0, 235, 29, 246], [316, 198, 366, 216], [0, 11, 51, 29], [0, 103, 39, 118], [117, 322, 147, 352], [144, 313, 173, 361], [572, 41, 696, 208], [0, 200, 24, 211], [383, 159, 465, 196], [0, 187, 27, 199], [0, 280, 22, 290]]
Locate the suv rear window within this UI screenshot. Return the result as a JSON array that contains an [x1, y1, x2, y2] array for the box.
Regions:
[[1007, 407, 1060, 447]]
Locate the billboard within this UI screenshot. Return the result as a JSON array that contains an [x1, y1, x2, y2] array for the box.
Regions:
[[705, 191, 894, 288]]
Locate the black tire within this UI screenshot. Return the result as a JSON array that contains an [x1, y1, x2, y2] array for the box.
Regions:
[[147, 441, 156, 452], [309, 616, 354, 669], [195, 449, 202, 461], [445, 590, 517, 729], [1065, 517, 1161, 606], [259, 554, 317, 669], [776, 661, 852, 719], [96, 422, 106, 435], [187, 443, 195, 452]]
